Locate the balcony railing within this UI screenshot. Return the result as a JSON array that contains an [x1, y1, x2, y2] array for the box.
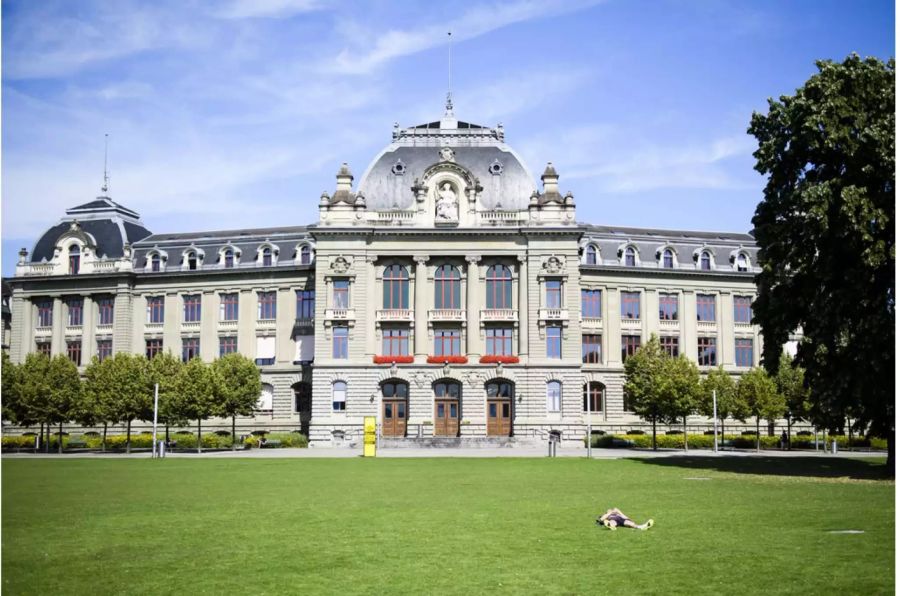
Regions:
[[181, 321, 201, 331], [479, 211, 521, 225], [373, 210, 415, 224], [659, 319, 679, 330], [325, 308, 355, 320], [620, 317, 641, 329], [697, 320, 717, 332], [538, 308, 569, 321], [65, 325, 83, 336], [255, 357, 275, 366], [95, 324, 114, 334], [145, 322, 164, 331], [376, 309, 414, 323], [480, 309, 517, 323], [24, 263, 55, 276], [734, 322, 753, 331], [428, 309, 465, 323], [218, 319, 239, 329], [581, 316, 602, 329], [294, 317, 315, 328]]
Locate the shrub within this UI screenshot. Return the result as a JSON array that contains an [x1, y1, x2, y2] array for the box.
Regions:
[[625, 430, 645, 435], [83, 431, 100, 437], [373, 355, 414, 364], [426, 355, 468, 364], [244, 432, 308, 448], [2, 436, 37, 449], [478, 355, 520, 364]]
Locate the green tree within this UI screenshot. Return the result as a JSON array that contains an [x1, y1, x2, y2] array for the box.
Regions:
[[2, 352, 26, 426], [82, 355, 124, 451], [46, 355, 82, 453], [103, 353, 152, 453], [661, 355, 701, 451], [212, 353, 262, 449], [738, 368, 785, 451], [698, 366, 746, 449], [623, 335, 669, 450], [147, 352, 186, 444], [774, 353, 810, 448], [17, 353, 53, 450], [173, 357, 218, 453], [748, 54, 895, 471]]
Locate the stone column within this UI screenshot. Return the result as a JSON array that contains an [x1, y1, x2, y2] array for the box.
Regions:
[[365, 256, 377, 357], [720, 292, 734, 366], [82, 295, 95, 363], [517, 254, 528, 358], [51, 297, 63, 355], [413, 255, 430, 360], [683, 290, 697, 364], [238, 289, 256, 359], [607, 289, 621, 365], [466, 255, 481, 358], [163, 292, 180, 360], [201, 291, 218, 361]]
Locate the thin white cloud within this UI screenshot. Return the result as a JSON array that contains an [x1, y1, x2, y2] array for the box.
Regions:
[[215, 0, 327, 19], [332, 0, 604, 74]]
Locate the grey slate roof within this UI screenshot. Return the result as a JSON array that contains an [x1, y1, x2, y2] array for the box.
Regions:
[[31, 203, 152, 262]]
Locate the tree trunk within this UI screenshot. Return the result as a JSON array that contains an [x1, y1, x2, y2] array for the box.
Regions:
[[756, 416, 760, 452], [102, 422, 108, 452], [652, 418, 657, 451], [126, 419, 132, 454], [165, 424, 170, 443], [38, 422, 43, 451], [847, 416, 852, 453], [787, 416, 792, 451], [232, 415, 237, 451], [683, 416, 688, 451], [197, 418, 202, 454], [58, 421, 63, 454], [887, 433, 895, 478]]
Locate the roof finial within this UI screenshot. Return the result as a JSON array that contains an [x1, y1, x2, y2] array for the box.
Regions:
[[101, 133, 110, 194], [445, 30, 454, 116]]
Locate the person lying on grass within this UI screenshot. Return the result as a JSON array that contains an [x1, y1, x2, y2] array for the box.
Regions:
[[596, 508, 654, 530]]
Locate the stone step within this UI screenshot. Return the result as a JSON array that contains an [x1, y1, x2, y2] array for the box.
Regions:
[[379, 436, 530, 449]]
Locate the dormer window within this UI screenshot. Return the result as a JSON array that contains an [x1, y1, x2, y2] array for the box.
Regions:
[[625, 247, 637, 267], [262, 247, 272, 267], [68, 245, 80, 275], [151, 254, 161, 272], [187, 251, 198, 271], [585, 245, 597, 265], [736, 253, 749, 272], [300, 245, 311, 265], [662, 249, 674, 269], [700, 251, 712, 271], [224, 249, 234, 269]]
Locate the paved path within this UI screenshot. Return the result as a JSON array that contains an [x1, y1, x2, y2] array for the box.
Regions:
[[3, 447, 886, 459]]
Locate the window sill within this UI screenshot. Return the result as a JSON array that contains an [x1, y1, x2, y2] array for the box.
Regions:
[[373, 355, 414, 364]]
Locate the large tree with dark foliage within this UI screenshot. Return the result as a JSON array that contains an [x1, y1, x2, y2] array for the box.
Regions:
[[748, 54, 895, 472]]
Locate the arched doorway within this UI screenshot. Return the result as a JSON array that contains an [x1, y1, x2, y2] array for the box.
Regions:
[[292, 382, 312, 437], [381, 380, 409, 437], [485, 380, 514, 437], [433, 380, 461, 437]]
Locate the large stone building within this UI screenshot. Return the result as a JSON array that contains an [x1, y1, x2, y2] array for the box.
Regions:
[[6, 105, 765, 446]]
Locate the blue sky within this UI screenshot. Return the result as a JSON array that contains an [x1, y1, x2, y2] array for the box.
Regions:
[[1, 0, 894, 276]]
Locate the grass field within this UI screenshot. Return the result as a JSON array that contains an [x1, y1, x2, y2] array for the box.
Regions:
[[2, 456, 894, 595]]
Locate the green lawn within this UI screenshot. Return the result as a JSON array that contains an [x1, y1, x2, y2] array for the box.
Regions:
[[2, 457, 894, 595]]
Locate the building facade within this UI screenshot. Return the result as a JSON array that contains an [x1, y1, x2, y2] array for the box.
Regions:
[[6, 107, 765, 446]]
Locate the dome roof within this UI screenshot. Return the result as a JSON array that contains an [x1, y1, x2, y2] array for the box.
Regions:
[[30, 196, 152, 262], [358, 113, 536, 211]]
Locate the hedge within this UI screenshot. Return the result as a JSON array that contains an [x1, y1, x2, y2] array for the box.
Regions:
[[243, 432, 308, 448], [585, 433, 888, 450]]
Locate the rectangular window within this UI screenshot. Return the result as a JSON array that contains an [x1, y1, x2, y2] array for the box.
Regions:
[[147, 297, 165, 324], [333, 326, 348, 359], [219, 336, 238, 356], [434, 329, 461, 356], [659, 293, 678, 321], [35, 341, 51, 357], [698, 337, 717, 366], [485, 327, 514, 356], [382, 328, 410, 356], [547, 381, 561, 413], [735, 338, 753, 367], [545, 280, 562, 309], [255, 336, 275, 365], [581, 289, 602, 318], [67, 298, 84, 326], [697, 294, 716, 322], [661, 336, 680, 357], [621, 335, 641, 361], [734, 296, 753, 324], [145, 339, 163, 359], [182, 338, 200, 362], [296, 290, 315, 319], [220, 293, 239, 321], [621, 291, 641, 320], [66, 340, 82, 365], [258, 291, 277, 320], [183, 295, 202, 322], [582, 334, 602, 364], [333, 280, 349, 309], [98, 297, 115, 325], [36, 300, 53, 328], [332, 382, 347, 412], [97, 339, 113, 362], [546, 325, 562, 358]]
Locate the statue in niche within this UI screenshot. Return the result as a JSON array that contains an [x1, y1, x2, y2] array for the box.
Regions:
[[435, 182, 459, 221]]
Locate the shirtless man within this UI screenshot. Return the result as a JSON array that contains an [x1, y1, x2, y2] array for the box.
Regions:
[[597, 508, 654, 530]]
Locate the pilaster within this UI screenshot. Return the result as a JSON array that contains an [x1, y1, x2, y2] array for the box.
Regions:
[[365, 255, 377, 357], [465, 255, 480, 357], [201, 291, 218, 361], [51, 297, 63, 355], [414, 255, 430, 360], [82, 295, 95, 362], [517, 254, 528, 358]]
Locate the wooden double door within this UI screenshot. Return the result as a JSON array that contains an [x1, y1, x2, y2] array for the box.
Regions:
[[382, 400, 407, 437], [434, 399, 460, 437], [486, 399, 512, 436]]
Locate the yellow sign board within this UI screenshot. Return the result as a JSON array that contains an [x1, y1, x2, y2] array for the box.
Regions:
[[363, 416, 377, 457]]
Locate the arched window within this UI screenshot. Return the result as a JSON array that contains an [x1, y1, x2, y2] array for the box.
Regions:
[[736, 253, 749, 272], [434, 381, 461, 399], [151, 254, 161, 272], [486, 380, 513, 398], [700, 251, 712, 271], [382, 381, 409, 399], [547, 381, 561, 413], [486, 265, 513, 309], [625, 247, 637, 267], [224, 249, 234, 269], [68, 245, 81, 275], [332, 381, 347, 412], [585, 245, 597, 265], [262, 247, 273, 267], [187, 251, 197, 271], [434, 264, 461, 309], [300, 245, 311, 265], [583, 382, 604, 412], [258, 383, 274, 411], [383, 264, 409, 309], [662, 249, 674, 269]]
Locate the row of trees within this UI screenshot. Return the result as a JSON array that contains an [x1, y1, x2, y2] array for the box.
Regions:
[[624, 335, 809, 451], [2, 351, 262, 453]]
